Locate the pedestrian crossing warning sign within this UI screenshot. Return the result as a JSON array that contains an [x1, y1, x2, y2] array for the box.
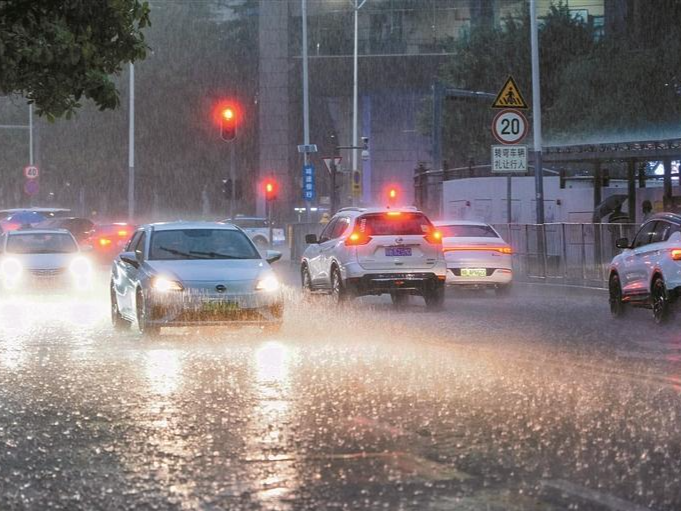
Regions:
[[492, 76, 528, 109]]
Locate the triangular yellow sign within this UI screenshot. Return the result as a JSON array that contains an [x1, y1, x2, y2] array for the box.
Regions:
[[492, 76, 528, 109]]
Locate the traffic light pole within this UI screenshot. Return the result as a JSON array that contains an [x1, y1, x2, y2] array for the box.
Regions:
[[266, 199, 273, 249], [229, 142, 236, 218]]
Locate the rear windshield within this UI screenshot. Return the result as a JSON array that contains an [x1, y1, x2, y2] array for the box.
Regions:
[[439, 224, 499, 238], [356, 213, 432, 236], [6, 233, 78, 254], [149, 229, 260, 260]]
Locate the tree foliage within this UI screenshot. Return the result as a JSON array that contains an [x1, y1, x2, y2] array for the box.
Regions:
[[433, 1, 681, 166], [0, 0, 150, 119]]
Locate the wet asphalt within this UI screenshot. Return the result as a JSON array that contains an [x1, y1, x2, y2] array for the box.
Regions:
[[0, 267, 680, 510]]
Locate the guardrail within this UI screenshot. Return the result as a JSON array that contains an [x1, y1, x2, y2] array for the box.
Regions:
[[286, 221, 637, 289]]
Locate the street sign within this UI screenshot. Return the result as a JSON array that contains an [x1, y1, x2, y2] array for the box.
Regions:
[[492, 76, 528, 109], [297, 144, 318, 154], [492, 109, 528, 145], [491, 145, 528, 174], [352, 170, 362, 197], [322, 156, 342, 173], [24, 179, 39, 196], [23, 165, 39, 179], [302, 164, 316, 201]]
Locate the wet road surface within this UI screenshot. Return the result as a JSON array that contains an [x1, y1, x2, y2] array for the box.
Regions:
[[1, 272, 680, 510]]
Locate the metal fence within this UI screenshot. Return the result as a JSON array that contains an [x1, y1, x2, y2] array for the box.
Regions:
[[287, 222, 638, 289], [492, 223, 639, 288]]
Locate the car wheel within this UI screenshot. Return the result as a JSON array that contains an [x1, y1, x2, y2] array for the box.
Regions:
[[136, 289, 160, 337], [390, 292, 409, 307], [330, 266, 348, 304], [495, 284, 512, 297], [651, 277, 671, 325], [301, 265, 314, 298], [609, 274, 626, 318], [424, 283, 445, 311], [111, 283, 130, 330]]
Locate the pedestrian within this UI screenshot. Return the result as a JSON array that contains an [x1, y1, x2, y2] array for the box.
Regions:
[[319, 212, 330, 225], [641, 200, 653, 223]]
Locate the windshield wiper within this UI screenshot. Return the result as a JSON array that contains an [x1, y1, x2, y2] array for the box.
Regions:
[[158, 246, 202, 259], [189, 250, 249, 259]]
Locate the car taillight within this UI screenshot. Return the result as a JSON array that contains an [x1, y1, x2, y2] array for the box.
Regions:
[[99, 238, 112, 247], [671, 249, 681, 260], [345, 231, 372, 246], [117, 230, 128, 237], [424, 230, 442, 244], [4, 223, 19, 232]]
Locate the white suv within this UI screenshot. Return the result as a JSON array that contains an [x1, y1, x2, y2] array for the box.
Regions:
[[609, 213, 681, 323], [300, 207, 447, 309]]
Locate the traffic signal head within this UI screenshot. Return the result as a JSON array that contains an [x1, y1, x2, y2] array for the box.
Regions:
[[386, 186, 399, 207], [264, 179, 278, 201], [222, 178, 233, 198], [220, 105, 237, 141]]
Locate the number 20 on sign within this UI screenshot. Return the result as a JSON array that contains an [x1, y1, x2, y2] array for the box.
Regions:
[[492, 109, 528, 145]]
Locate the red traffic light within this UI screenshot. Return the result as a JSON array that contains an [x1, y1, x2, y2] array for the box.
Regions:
[[264, 179, 278, 201], [386, 186, 399, 206], [221, 107, 237, 141], [222, 107, 234, 121]]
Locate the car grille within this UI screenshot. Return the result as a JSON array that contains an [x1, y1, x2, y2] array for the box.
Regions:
[[29, 268, 67, 277]]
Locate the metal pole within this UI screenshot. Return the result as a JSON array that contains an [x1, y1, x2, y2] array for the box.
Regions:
[[28, 103, 34, 165], [229, 143, 236, 219], [530, 0, 544, 225], [128, 62, 135, 222], [351, 0, 363, 206], [267, 200, 273, 249], [506, 175, 512, 223], [302, 0, 311, 221]]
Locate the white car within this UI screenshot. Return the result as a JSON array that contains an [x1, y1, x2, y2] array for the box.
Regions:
[[110, 222, 284, 335], [0, 229, 93, 292], [434, 221, 513, 295], [222, 217, 285, 249], [301, 207, 447, 309], [609, 213, 681, 324]]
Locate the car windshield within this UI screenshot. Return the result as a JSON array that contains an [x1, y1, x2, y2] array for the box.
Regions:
[[356, 213, 432, 235], [149, 229, 260, 260], [439, 224, 500, 238], [6, 233, 78, 254]]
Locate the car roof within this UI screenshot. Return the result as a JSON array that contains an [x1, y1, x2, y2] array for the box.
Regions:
[[334, 206, 423, 217], [434, 220, 492, 227], [0, 208, 70, 214], [650, 212, 681, 224], [8, 228, 73, 235], [144, 221, 240, 232]]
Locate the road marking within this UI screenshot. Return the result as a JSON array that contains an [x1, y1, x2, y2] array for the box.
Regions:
[[541, 479, 656, 511]]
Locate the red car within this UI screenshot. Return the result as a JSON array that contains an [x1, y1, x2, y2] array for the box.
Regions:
[[87, 223, 136, 264]]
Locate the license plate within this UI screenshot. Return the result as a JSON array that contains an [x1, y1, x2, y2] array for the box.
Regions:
[[203, 301, 239, 313], [386, 247, 412, 257], [461, 268, 487, 277]]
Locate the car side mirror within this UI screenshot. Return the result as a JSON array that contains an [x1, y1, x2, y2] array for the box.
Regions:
[[120, 251, 140, 268], [615, 237, 630, 249], [265, 250, 282, 264], [305, 234, 318, 244]]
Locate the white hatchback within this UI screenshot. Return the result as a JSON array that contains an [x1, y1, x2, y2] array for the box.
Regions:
[[434, 221, 513, 295], [301, 207, 447, 309], [609, 213, 681, 324]]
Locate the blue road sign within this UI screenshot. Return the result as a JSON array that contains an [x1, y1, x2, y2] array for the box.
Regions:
[[302, 164, 315, 201]]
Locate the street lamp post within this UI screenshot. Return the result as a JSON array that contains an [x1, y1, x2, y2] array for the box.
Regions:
[[128, 62, 135, 222], [351, 0, 367, 206], [302, 0, 311, 222], [530, 0, 544, 224]]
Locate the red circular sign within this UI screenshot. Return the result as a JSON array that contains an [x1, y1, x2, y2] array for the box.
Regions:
[[492, 109, 528, 145]]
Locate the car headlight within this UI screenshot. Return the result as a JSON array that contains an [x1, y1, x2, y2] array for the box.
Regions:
[[152, 276, 184, 292], [69, 256, 92, 276], [256, 275, 280, 292], [1, 258, 22, 280]]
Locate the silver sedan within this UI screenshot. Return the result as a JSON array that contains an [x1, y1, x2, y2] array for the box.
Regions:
[[110, 222, 284, 336]]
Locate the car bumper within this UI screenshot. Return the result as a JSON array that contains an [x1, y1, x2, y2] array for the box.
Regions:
[[1, 274, 93, 293], [145, 290, 284, 326], [445, 268, 513, 287], [345, 272, 445, 296]]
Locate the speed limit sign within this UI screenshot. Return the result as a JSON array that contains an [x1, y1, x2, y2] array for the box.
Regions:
[[492, 109, 528, 145], [24, 165, 39, 179]]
